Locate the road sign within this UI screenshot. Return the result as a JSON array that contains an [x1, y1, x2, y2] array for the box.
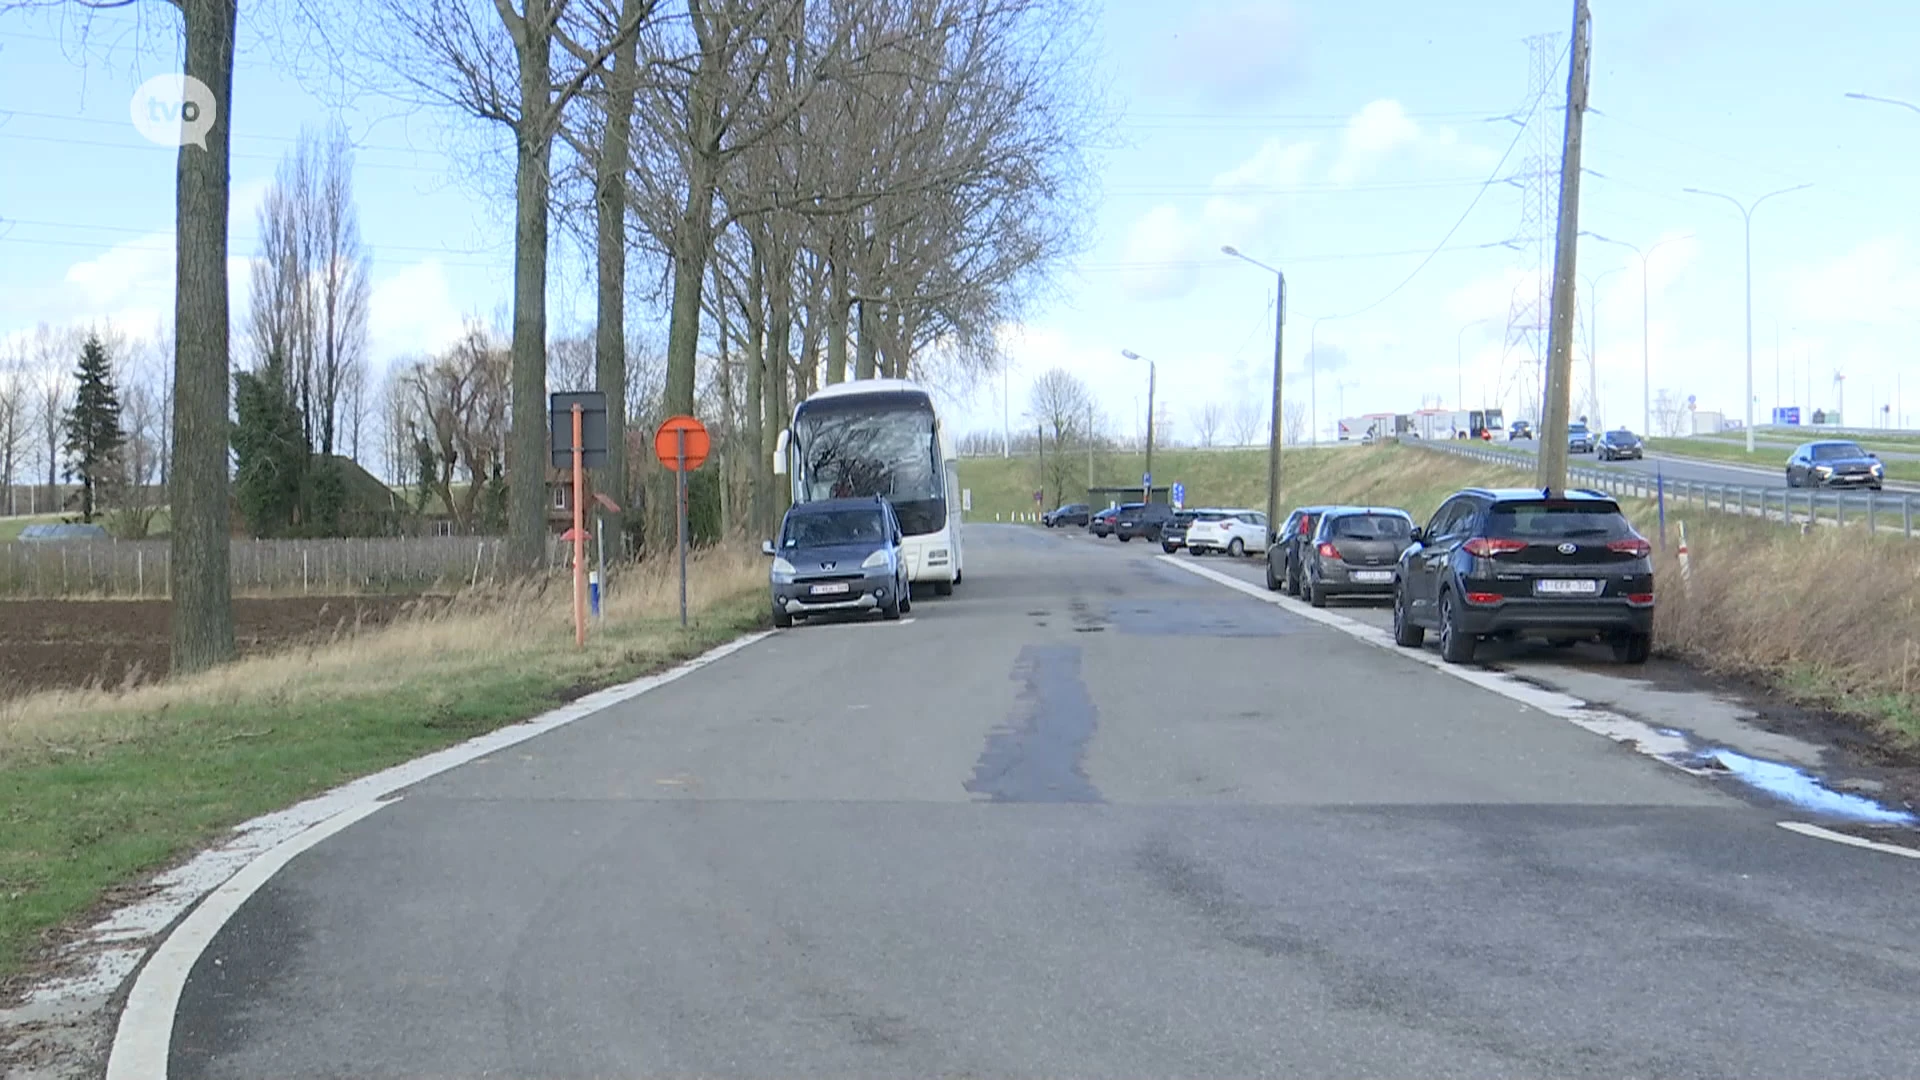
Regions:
[[653, 415, 711, 471], [1171, 481, 1185, 509], [1687, 394, 1697, 411], [1142, 472, 1152, 485], [550, 391, 608, 469]]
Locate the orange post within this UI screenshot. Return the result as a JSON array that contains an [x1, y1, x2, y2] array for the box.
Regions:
[[572, 403, 587, 648]]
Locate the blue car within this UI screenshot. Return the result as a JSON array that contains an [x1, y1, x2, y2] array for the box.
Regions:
[[763, 496, 911, 627], [1567, 422, 1594, 454]]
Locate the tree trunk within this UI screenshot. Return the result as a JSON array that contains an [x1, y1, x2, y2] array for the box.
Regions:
[[746, 242, 771, 539], [826, 236, 849, 384], [715, 267, 733, 540], [594, 3, 641, 519], [170, 0, 238, 673], [506, 27, 557, 574], [855, 297, 877, 380], [767, 242, 793, 529]]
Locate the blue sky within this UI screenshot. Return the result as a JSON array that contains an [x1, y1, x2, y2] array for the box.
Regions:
[[2, 0, 1917, 453]]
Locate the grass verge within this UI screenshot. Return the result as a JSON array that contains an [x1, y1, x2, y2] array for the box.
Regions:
[[0, 549, 766, 985], [1647, 436, 1920, 483]]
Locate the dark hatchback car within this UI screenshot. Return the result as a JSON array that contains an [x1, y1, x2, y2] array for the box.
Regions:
[[1115, 501, 1175, 542], [1785, 440, 1885, 490], [1508, 420, 1533, 441], [1596, 428, 1643, 461], [1392, 487, 1654, 665], [1301, 508, 1415, 607], [1043, 502, 1090, 528], [1264, 504, 1340, 594], [763, 497, 910, 627], [1160, 509, 1200, 552], [1090, 504, 1128, 537]]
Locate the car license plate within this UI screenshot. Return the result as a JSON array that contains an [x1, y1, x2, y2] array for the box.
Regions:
[[1534, 578, 1599, 596], [1352, 570, 1393, 583], [809, 583, 851, 596]]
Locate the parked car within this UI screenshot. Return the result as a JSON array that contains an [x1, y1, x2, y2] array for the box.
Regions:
[[1115, 501, 1176, 543], [1566, 422, 1594, 454], [1043, 502, 1090, 528], [1160, 509, 1201, 553], [1785, 440, 1885, 490], [1391, 487, 1654, 664], [1595, 428, 1643, 461], [1264, 504, 1341, 594], [1508, 421, 1533, 441], [1089, 505, 1127, 537], [1300, 508, 1415, 607], [1185, 508, 1267, 557], [763, 496, 911, 627]]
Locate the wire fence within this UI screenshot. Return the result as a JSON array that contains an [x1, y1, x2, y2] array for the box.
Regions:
[[0, 535, 575, 598]]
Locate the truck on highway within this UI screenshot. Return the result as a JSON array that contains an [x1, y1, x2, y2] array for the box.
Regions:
[[773, 377, 964, 595]]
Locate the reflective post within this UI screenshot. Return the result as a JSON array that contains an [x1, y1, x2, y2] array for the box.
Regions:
[[677, 427, 689, 628], [572, 404, 587, 648]]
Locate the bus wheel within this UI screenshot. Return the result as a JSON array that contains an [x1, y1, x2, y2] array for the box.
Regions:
[[935, 580, 954, 597], [953, 569, 962, 585]]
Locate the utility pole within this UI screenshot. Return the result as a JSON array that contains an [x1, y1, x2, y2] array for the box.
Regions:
[[1536, 0, 1590, 493], [1143, 362, 1157, 503], [1036, 422, 1044, 512], [1086, 399, 1094, 494], [1221, 246, 1286, 536]]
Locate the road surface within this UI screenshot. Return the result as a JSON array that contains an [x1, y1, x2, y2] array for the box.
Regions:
[[1496, 436, 1916, 500], [169, 526, 1920, 1079]]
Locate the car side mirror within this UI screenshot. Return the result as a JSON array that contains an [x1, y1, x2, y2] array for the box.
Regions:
[[761, 540, 776, 556], [1408, 527, 1425, 544]]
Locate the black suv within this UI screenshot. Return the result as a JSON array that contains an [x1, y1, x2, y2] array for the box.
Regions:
[[1264, 505, 1339, 594], [1392, 487, 1654, 664], [1043, 503, 1090, 527], [1114, 501, 1175, 542], [1160, 509, 1199, 553]]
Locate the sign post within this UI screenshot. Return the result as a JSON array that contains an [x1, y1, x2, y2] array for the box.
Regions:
[[550, 392, 609, 648], [592, 492, 620, 621], [653, 415, 711, 628]]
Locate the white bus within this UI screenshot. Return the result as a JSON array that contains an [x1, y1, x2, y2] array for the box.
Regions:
[[773, 378, 964, 594]]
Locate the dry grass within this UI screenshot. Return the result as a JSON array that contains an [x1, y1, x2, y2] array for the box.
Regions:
[[0, 547, 766, 762]]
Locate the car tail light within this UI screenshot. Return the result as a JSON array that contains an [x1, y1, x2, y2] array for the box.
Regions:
[[1317, 542, 1339, 558], [1626, 592, 1655, 606], [1607, 537, 1652, 557], [1463, 538, 1528, 557], [1464, 591, 1503, 605]]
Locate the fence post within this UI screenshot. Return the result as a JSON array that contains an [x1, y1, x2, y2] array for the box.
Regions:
[[1868, 493, 1877, 535], [1836, 495, 1846, 529]]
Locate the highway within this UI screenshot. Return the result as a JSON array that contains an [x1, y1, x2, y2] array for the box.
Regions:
[[1493, 436, 1917, 498], [166, 525, 1920, 1079]]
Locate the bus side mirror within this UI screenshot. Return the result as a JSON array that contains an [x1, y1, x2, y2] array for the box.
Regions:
[[773, 429, 790, 476]]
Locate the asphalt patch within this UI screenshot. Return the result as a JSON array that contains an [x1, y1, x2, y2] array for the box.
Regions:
[[964, 645, 1102, 803]]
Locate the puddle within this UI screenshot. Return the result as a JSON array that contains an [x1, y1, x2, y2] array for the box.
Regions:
[[1677, 748, 1918, 826]]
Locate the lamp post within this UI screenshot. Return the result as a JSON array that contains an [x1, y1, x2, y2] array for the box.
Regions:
[[1845, 91, 1920, 114], [1585, 231, 1695, 436], [1682, 184, 1812, 452], [1221, 245, 1285, 537], [1578, 266, 1624, 426], [1456, 318, 1490, 422], [1121, 350, 1155, 503]]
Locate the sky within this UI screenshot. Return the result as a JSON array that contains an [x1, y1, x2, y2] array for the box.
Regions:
[[2, 0, 1918, 458]]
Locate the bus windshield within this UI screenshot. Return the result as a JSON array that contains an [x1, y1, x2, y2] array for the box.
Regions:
[[794, 402, 945, 533]]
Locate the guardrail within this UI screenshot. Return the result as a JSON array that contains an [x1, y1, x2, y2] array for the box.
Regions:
[[1411, 439, 1919, 541]]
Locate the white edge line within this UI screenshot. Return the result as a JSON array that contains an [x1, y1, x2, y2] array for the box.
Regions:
[[1777, 821, 1920, 860], [1156, 555, 1711, 773], [102, 628, 774, 1080]]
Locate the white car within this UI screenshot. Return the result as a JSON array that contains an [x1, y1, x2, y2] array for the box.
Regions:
[[1184, 508, 1268, 557]]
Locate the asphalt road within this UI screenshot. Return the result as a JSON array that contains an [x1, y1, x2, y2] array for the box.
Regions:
[[1494, 436, 1917, 500], [170, 525, 1920, 1079]]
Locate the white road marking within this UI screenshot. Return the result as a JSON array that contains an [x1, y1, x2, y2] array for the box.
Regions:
[[1777, 821, 1920, 860], [1158, 555, 1710, 774], [102, 629, 775, 1080]]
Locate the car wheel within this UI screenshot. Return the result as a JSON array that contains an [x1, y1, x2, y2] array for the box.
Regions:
[[1118, 535, 1131, 543], [1162, 543, 1177, 553], [1264, 557, 1281, 592], [1228, 538, 1246, 558], [1391, 585, 1424, 647], [1308, 575, 1327, 608], [1785, 470, 1797, 488], [1285, 560, 1301, 597], [1437, 590, 1476, 664], [772, 603, 794, 629], [1611, 631, 1652, 665], [899, 582, 912, 614], [934, 579, 954, 597]]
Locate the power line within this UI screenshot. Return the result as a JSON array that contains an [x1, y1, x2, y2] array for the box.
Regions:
[[1, 216, 508, 258], [1075, 240, 1510, 273]]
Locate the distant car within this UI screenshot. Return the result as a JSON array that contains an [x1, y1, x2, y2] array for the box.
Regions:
[[1596, 429, 1643, 461], [1185, 508, 1267, 557], [763, 496, 910, 627], [1264, 504, 1340, 595], [1509, 421, 1533, 441], [1090, 505, 1128, 537], [1300, 508, 1415, 607], [1114, 502, 1175, 542], [1785, 440, 1885, 490], [1392, 487, 1654, 664], [1161, 509, 1201, 553], [1043, 503, 1090, 528], [1566, 422, 1594, 454]]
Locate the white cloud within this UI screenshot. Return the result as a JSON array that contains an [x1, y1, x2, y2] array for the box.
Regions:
[[1327, 100, 1497, 185], [368, 259, 466, 362], [1148, 1, 1307, 104], [1115, 140, 1317, 303], [1781, 237, 1920, 326]]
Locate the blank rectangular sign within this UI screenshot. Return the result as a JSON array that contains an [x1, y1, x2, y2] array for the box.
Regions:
[[550, 391, 609, 469]]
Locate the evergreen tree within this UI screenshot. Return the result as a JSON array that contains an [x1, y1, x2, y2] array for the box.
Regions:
[[62, 332, 126, 523], [231, 353, 309, 537]]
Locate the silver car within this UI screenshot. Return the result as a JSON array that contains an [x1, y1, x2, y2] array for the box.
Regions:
[[764, 497, 912, 627]]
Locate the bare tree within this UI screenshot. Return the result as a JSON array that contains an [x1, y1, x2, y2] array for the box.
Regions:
[[1652, 389, 1689, 438], [113, 337, 167, 538], [1027, 366, 1090, 507], [1283, 399, 1308, 446], [380, 360, 424, 487], [1230, 399, 1263, 446], [30, 325, 75, 514], [407, 323, 512, 532], [1191, 402, 1224, 448], [0, 339, 27, 514], [547, 332, 597, 392]]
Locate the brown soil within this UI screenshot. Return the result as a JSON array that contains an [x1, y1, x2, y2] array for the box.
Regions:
[[0, 596, 434, 699]]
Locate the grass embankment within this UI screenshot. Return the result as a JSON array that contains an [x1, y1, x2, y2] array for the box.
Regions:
[[1647, 437, 1920, 483], [0, 550, 766, 984], [963, 445, 1920, 745]]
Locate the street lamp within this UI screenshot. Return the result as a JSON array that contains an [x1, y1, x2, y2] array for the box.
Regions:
[[1120, 349, 1156, 503], [1845, 91, 1920, 114], [1578, 266, 1624, 426], [1683, 183, 1812, 452], [1585, 231, 1695, 437], [1456, 318, 1490, 420], [1221, 245, 1286, 537]]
